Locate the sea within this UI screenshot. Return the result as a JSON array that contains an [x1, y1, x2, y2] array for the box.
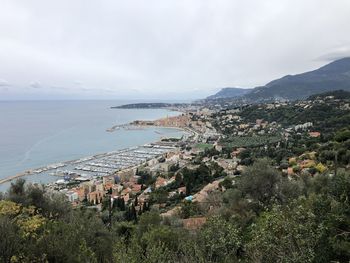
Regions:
[[0, 100, 185, 192]]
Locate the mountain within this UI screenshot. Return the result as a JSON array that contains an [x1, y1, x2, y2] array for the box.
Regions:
[[206, 87, 252, 100], [245, 57, 350, 101], [205, 58, 350, 103], [307, 89, 350, 100]]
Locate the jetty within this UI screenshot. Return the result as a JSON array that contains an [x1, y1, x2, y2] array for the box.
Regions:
[[0, 171, 32, 185]]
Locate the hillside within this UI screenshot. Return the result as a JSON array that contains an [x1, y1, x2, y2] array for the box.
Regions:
[[246, 57, 350, 101], [1, 93, 350, 262], [206, 87, 252, 100], [205, 58, 350, 103]]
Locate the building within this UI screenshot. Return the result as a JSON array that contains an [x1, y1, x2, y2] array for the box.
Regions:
[[88, 191, 104, 205], [65, 191, 79, 202], [309, 131, 321, 138]]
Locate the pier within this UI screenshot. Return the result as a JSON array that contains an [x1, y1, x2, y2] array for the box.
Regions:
[[0, 171, 31, 185]]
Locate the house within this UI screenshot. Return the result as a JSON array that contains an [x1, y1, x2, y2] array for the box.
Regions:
[[88, 191, 104, 205], [214, 143, 223, 152], [216, 159, 237, 171], [300, 159, 316, 169], [95, 182, 104, 192], [65, 190, 79, 202], [130, 183, 142, 193], [75, 188, 86, 202], [287, 167, 294, 176], [103, 176, 115, 185], [177, 186, 186, 194], [117, 168, 136, 182], [122, 193, 130, 203], [81, 181, 96, 194], [111, 184, 123, 196], [309, 131, 321, 138], [231, 148, 245, 158], [151, 162, 172, 173]]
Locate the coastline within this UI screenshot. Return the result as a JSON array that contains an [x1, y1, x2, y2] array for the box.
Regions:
[[0, 126, 189, 188]]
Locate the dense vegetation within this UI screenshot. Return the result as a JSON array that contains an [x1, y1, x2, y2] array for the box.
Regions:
[[240, 103, 350, 135], [1, 157, 349, 262], [221, 135, 281, 148]]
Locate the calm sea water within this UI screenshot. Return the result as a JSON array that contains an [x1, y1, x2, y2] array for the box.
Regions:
[[0, 100, 183, 192]]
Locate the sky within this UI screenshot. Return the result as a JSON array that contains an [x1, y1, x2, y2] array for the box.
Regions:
[[0, 0, 350, 100]]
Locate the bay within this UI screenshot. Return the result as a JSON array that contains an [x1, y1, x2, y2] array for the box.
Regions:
[[0, 100, 183, 191]]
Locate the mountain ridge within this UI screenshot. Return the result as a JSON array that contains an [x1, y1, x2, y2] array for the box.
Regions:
[[206, 57, 350, 102], [206, 87, 252, 100]]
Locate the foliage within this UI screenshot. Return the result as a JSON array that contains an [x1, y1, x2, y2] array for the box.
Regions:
[[247, 200, 323, 263], [198, 216, 242, 262], [222, 135, 281, 148]]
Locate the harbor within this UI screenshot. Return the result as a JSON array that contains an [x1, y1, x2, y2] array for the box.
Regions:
[[0, 143, 179, 186]]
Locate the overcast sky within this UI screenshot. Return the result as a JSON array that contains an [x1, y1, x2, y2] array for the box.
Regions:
[[0, 0, 350, 100]]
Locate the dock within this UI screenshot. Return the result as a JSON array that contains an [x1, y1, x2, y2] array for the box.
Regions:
[[0, 144, 178, 186]]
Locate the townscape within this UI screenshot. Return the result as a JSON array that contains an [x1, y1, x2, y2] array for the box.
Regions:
[[1, 89, 350, 262], [1, 2, 350, 261], [49, 90, 347, 214]]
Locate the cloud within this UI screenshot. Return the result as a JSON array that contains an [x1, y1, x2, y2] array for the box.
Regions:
[[73, 80, 83, 86], [0, 87, 9, 92], [0, 79, 10, 87], [0, 0, 350, 100], [29, 81, 42, 89], [317, 45, 350, 61]]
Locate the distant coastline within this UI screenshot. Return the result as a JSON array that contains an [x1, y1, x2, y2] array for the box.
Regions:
[[111, 102, 191, 109]]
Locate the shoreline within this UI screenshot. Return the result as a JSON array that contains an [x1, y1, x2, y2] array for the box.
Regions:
[[0, 127, 189, 187]]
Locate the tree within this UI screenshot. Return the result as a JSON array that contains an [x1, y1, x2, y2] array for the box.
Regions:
[[8, 179, 26, 204], [219, 177, 234, 190], [136, 211, 161, 236], [141, 225, 179, 256], [238, 159, 281, 208], [149, 188, 168, 204], [247, 200, 323, 263], [198, 216, 241, 262], [180, 201, 201, 219], [334, 129, 350, 143], [0, 216, 21, 263]]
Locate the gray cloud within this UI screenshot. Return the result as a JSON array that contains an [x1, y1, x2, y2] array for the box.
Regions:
[[0, 0, 350, 100], [317, 45, 350, 61], [0, 79, 10, 87], [29, 81, 42, 89], [0, 87, 9, 92]]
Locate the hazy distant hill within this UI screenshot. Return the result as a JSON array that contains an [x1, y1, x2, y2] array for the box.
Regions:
[[246, 57, 350, 101], [206, 87, 252, 100], [205, 58, 350, 103]]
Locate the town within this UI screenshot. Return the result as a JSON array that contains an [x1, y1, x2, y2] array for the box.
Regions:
[[41, 90, 349, 228], [1, 89, 350, 262]]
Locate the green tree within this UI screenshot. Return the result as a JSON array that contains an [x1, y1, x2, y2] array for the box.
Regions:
[[238, 159, 281, 208], [247, 200, 323, 263], [198, 216, 241, 262]]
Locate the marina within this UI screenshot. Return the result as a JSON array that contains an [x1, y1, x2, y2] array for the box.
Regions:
[[0, 144, 178, 185]]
